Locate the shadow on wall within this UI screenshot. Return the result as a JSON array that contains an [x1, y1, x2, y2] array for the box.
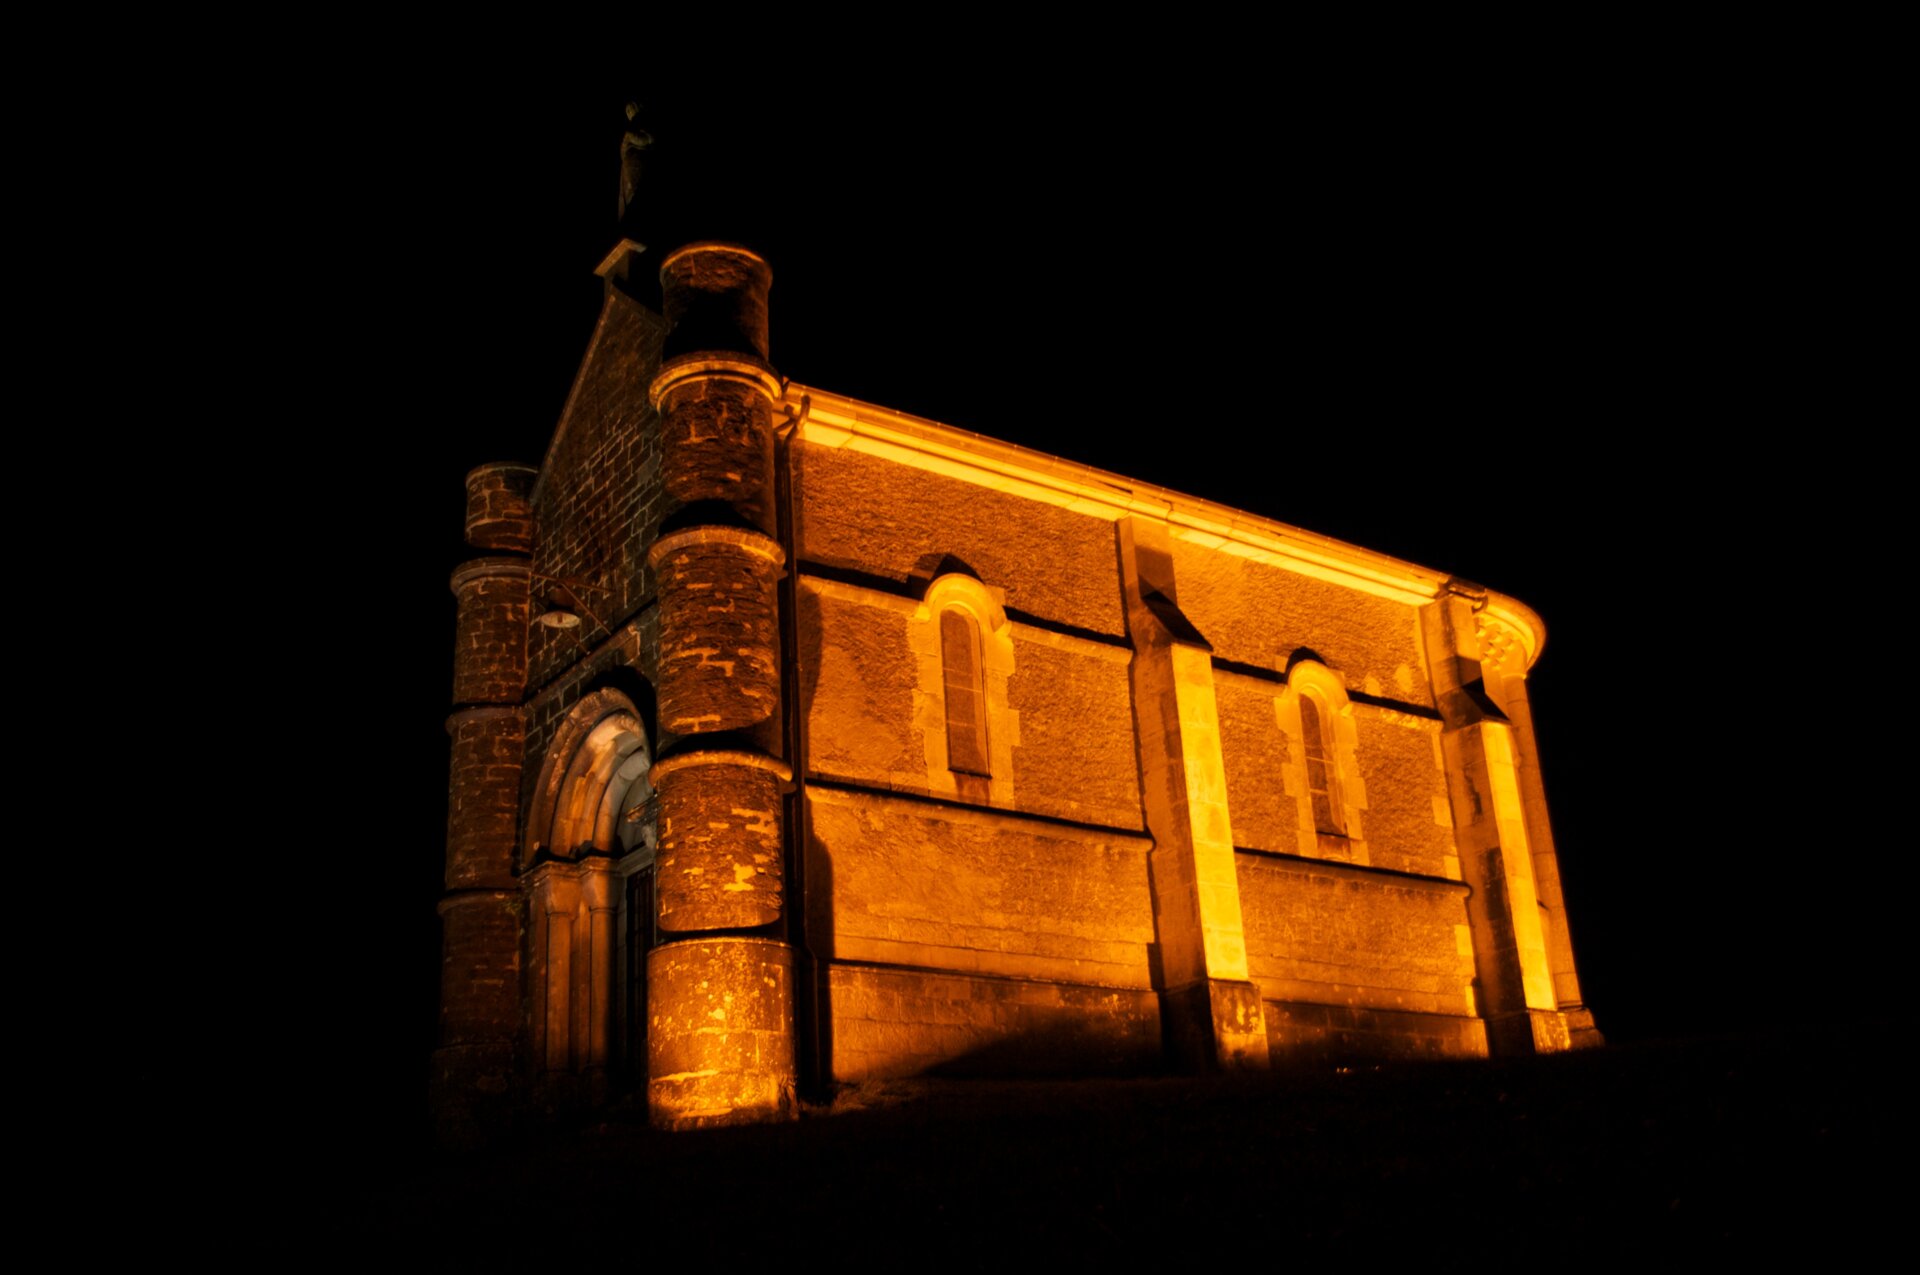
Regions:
[[803, 797, 835, 1098], [920, 1020, 1167, 1080], [795, 582, 832, 1097]]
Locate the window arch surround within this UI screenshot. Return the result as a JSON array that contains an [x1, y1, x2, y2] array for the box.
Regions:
[[911, 572, 1017, 807], [1277, 659, 1369, 865]]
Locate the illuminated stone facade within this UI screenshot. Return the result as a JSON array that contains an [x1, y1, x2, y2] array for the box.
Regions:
[[432, 239, 1600, 1142]]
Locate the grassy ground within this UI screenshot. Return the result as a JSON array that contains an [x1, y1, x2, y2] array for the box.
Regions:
[[248, 1026, 1891, 1263]]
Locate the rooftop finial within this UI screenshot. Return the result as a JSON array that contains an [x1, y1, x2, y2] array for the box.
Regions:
[[619, 101, 653, 228]]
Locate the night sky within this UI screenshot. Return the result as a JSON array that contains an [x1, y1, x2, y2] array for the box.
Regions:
[[243, 64, 1886, 1148]]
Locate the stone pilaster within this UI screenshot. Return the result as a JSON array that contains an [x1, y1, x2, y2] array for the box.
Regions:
[[1476, 599, 1602, 1048], [1422, 582, 1569, 1056], [433, 463, 537, 1145], [642, 242, 798, 1128], [525, 856, 622, 1108], [1118, 517, 1269, 1072]]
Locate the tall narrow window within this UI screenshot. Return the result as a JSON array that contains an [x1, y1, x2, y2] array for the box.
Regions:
[[1280, 658, 1367, 865], [914, 572, 1014, 805], [1299, 692, 1344, 836], [941, 608, 990, 776]]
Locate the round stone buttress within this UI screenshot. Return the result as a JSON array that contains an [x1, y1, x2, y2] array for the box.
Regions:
[[647, 937, 797, 1129], [648, 527, 785, 735], [652, 750, 792, 933]]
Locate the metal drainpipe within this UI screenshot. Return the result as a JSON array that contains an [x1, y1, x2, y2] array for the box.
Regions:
[[773, 391, 819, 1098]]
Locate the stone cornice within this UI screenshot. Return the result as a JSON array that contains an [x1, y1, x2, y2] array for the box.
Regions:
[[788, 385, 1453, 608], [649, 355, 783, 408], [449, 557, 532, 592], [1477, 592, 1547, 671]]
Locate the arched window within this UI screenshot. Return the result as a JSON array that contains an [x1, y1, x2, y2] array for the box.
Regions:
[[911, 572, 1017, 806], [1298, 690, 1344, 837], [940, 607, 990, 776], [1279, 659, 1368, 865]]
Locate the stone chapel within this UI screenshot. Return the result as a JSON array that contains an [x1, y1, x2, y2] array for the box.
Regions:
[[433, 203, 1601, 1143]]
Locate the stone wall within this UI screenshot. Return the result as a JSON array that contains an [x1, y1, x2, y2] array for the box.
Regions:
[[527, 294, 668, 691], [795, 578, 921, 784], [517, 291, 669, 830], [824, 964, 1163, 1082], [1236, 851, 1479, 1024], [1215, 668, 1303, 857], [796, 576, 1142, 830], [1003, 630, 1140, 828], [794, 440, 1127, 637], [805, 786, 1155, 992], [787, 425, 1521, 1079], [1354, 709, 1457, 879], [1170, 540, 1433, 709], [1263, 1001, 1487, 1064]]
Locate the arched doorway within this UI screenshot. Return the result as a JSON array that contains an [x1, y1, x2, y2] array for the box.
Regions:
[[524, 688, 656, 1100]]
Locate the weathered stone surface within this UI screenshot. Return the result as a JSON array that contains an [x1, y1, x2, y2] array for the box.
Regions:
[[436, 890, 523, 1047], [1004, 632, 1141, 829], [648, 938, 795, 1129], [1159, 978, 1271, 1073], [1215, 669, 1302, 857], [805, 786, 1155, 990], [1442, 718, 1561, 1049], [450, 561, 529, 705], [445, 710, 524, 890], [464, 462, 536, 553], [1355, 711, 1455, 878], [797, 578, 920, 782], [653, 752, 787, 933], [1237, 852, 1477, 1019], [659, 242, 772, 363], [796, 440, 1127, 637], [1170, 540, 1432, 709], [526, 293, 667, 690], [659, 376, 774, 515], [825, 963, 1161, 1082], [1264, 999, 1488, 1064], [652, 529, 783, 735], [439, 550, 531, 1144], [797, 577, 1141, 830]]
